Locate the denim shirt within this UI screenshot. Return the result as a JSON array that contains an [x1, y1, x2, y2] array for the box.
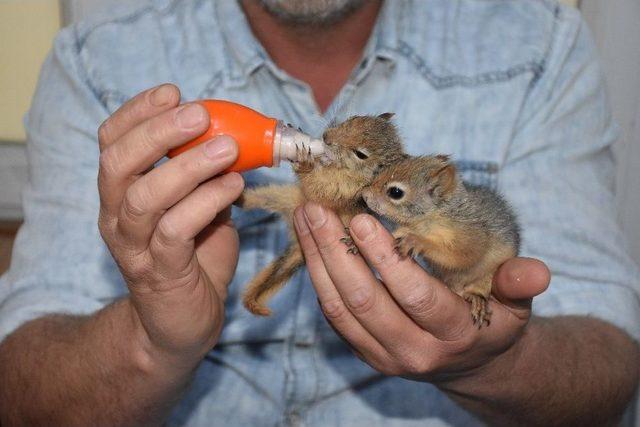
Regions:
[[1, 0, 639, 425]]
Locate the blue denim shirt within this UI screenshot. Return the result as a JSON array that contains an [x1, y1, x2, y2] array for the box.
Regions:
[[1, 0, 639, 425]]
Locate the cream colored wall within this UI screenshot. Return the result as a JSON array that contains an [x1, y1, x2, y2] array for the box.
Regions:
[[0, 1, 61, 142]]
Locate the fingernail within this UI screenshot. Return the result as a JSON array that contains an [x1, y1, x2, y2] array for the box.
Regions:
[[304, 203, 326, 229], [176, 103, 207, 129], [149, 84, 174, 106], [294, 208, 310, 235], [221, 172, 243, 189], [351, 216, 376, 242], [204, 136, 237, 160]]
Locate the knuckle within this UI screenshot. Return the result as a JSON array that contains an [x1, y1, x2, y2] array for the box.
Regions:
[[320, 297, 348, 321], [397, 352, 431, 376], [449, 319, 474, 345], [403, 285, 438, 316], [345, 288, 376, 315], [123, 255, 154, 283], [377, 361, 404, 377], [175, 154, 206, 179], [98, 147, 119, 177], [97, 212, 113, 239], [204, 186, 222, 213], [97, 120, 112, 148], [155, 216, 183, 245], [442, 327, 476, 352], [140, 115, 170, 149], [122, 186, 151, 220]]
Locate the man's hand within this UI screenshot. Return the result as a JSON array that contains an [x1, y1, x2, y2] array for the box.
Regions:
[[97, 84, 244, 363], [294, 203, 640, 424], [293, 202, 549, 379], [0, 84, 247, 426]]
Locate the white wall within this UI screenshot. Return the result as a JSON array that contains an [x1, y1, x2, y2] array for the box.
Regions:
[[582, 0, 640, 267], [581, 3, 640, 423]]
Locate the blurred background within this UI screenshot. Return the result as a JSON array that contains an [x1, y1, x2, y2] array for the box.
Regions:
[[0, 0, 639, 276]]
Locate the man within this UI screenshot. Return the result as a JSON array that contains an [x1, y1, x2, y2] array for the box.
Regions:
[[0, 0, 638, 425]]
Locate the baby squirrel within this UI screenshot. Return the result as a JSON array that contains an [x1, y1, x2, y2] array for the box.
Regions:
[[238, 113, 406, 316], [362, 155, 520, 327]]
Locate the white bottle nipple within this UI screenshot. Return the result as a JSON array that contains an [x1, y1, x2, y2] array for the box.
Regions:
[[273, 121, 325, 166]]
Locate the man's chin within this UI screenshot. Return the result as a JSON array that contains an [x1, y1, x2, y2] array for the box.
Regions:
[[258, 0, 367, 26]]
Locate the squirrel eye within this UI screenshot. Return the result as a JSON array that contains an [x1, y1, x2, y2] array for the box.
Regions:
[[353, 149, 369, 160], [386, 186, 405, 200]]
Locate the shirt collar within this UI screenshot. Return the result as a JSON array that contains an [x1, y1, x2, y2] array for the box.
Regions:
[[215, 0, 267, 87], [215, 0, 404, 87], [371, 0, 402, 62]]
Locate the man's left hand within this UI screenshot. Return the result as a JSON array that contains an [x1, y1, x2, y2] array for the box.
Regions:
[[293, 202, 550, 381]]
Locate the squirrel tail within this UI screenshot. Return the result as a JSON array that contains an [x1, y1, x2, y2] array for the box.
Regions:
[[242, 243, 304, 316]]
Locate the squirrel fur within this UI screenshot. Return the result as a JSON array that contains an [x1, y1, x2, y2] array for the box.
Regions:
[[362, 155, 520, 327], [238, 113, 406, 316]]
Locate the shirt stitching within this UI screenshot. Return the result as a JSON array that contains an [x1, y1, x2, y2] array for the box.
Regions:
[[394, 40, 546, 90]]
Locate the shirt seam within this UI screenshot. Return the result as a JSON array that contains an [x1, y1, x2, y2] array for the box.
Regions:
[[394, 40, 546, 90], [71, 26, 110, 115]]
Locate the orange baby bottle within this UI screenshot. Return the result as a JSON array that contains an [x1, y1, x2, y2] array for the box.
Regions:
[[167, 100, 324, 172]]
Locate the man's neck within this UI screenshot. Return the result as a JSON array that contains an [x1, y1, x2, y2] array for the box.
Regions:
[[240, 0, 382, 113]]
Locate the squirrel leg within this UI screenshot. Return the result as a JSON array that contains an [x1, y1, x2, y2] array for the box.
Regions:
[[460, 275, 493, 328], [242, 243, 304, 316], [459, 245, 516, 327], [236, 184, 303, 217]]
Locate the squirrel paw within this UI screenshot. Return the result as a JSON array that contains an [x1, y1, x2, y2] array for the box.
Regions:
[[293, 144, 315, 173], [340, 227, 358, 255], [394, 235, 418, 259], [463, 293, 492, 328]]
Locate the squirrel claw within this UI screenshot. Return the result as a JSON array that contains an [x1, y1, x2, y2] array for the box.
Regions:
[[463, 293, 491, 328], [340, 236, 359, 255], [293, 143, 315, 173], [394, 236, 416, 259]]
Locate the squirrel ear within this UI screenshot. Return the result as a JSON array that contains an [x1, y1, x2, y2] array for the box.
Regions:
[[378, 112, 395, 121], [431, 163, 458, 198]]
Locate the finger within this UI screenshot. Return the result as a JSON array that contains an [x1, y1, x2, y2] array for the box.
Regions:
[[194, 206, 239, 301], [492, 257, 550, 315], [349, 214, 473, 341], [99, 102, 210, 216], [293, 207, 392, 364], [149, 172, 244, 276], [301, 203, 425, 353], [98, 84, 180, 150], [117, 136, 238, 249], [320, 305, 396, 374]]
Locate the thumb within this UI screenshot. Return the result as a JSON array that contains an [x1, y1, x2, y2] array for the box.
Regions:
[[492, 257, 550, 315]]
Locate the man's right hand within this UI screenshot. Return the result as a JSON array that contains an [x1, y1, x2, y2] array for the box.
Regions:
[[97, 84, 244, 365]]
